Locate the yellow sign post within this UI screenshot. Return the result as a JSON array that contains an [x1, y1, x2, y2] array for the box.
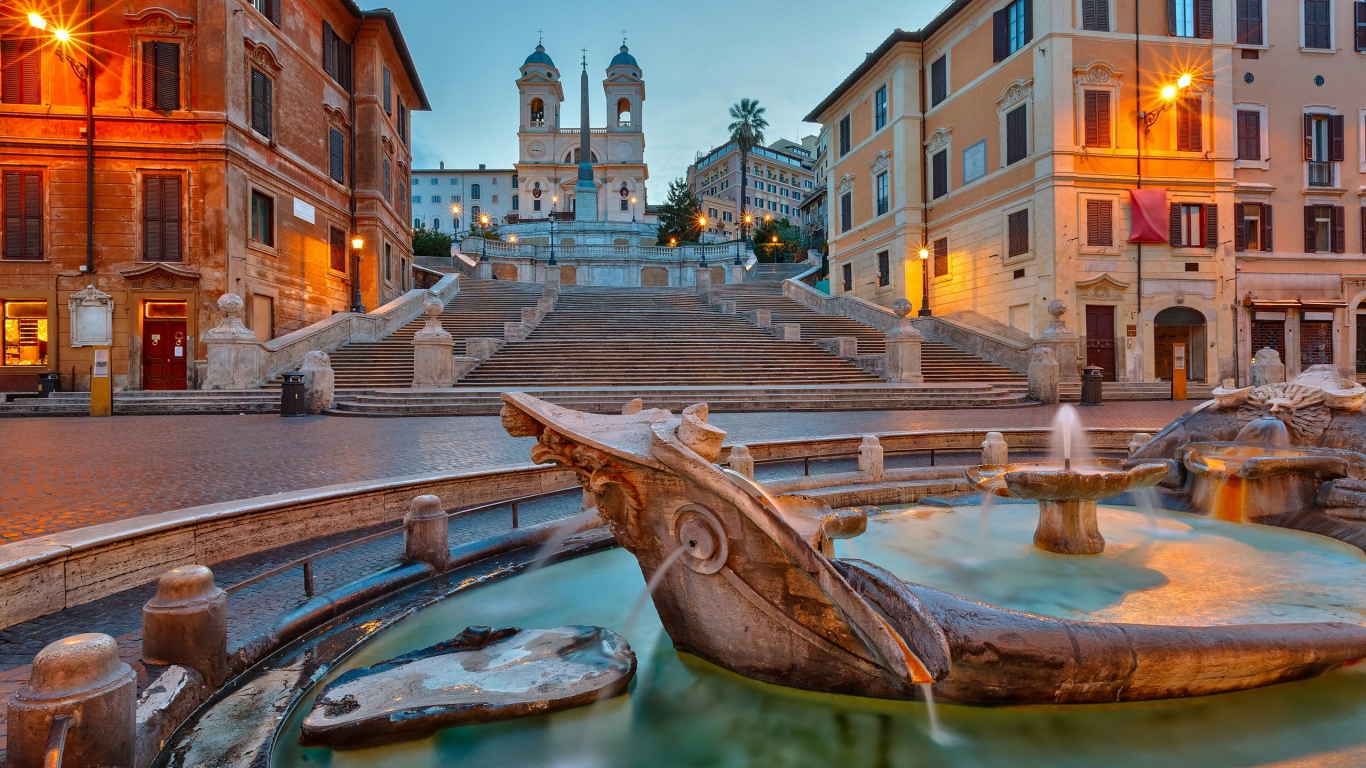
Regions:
[[1171, 342, 1187, 401], [90, 346, 112, 417]]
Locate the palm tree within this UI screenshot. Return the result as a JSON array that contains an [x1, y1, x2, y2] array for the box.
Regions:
[[728, 98, 768, 262]]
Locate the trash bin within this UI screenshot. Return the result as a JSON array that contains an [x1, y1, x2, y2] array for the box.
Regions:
[[38, 372, 59, 397], [1080, 366, 1104, 407], [280, 372, 307, 417]]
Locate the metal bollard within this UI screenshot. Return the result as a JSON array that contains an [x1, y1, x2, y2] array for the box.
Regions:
[[7, 633, 136, 768], [279, 371, 307, 416], [404, 495, 450, 571], [142, 566, 228, 688]]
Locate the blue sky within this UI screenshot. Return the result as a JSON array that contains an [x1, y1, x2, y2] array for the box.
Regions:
[[394, 0, 947, 189]]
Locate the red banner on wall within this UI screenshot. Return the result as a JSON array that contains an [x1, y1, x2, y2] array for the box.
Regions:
[[1129, 189, 1169, 243]]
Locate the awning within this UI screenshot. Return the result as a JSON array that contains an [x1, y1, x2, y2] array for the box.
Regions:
[[1129, 189, 1168, 243], [1239, 273, 1342, 306]]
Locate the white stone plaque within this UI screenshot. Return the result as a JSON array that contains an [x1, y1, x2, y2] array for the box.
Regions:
[[293, 198, 316, 224], [68, 284, 113, 348], [962, 140, 987, 184]]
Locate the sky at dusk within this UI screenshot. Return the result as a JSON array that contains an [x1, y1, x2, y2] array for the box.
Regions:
[[392, 0, 947, 190]]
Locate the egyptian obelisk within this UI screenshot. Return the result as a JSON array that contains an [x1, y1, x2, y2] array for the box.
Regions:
[[574, 50, 598, 222]]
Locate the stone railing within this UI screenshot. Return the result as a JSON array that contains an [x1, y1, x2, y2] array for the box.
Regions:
[[782, 278, 901, 332], [203, 274, 460, 389], [462, 237, 740, 263], [912, 313, 1034, 374]]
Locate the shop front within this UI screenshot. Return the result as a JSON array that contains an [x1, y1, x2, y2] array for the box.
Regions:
[[0, 295, 53, 394]]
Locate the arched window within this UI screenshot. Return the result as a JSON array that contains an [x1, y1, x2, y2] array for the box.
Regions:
[[432, 218, 439, 230], [529, 98, 545, 126], [564, 148, 600, 163], [413, 217, 421, 228], [616, 97, 631, 126], [471, 184, 481, 200]]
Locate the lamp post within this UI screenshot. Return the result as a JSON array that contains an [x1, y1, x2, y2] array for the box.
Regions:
[[549, 195, 558, 265], [736, 213, 753, 265], [31, 12, 96, 275], [477, 214, 491, 261], [917, 246, 932, 316], [698, 216, 709, 267], [350, 236, 366, 312]]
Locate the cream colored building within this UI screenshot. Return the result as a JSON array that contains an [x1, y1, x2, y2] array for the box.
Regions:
[[687, 139, 817, 239], [809, 0, 1366, 385]]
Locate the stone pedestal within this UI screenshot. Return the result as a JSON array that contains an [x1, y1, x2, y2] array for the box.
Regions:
[[504, 322, 531, 342], [412, 297, 455, 388], [465, 338, 502, 359], [694, 267, 712, 295], [858, 436, 884, 481], [475, 262, 493, 280], [142, 566, 227, 687], [299, 351, 334, 414], [7, 634, 136, 768], [981, 432, 1009, 465], [720, 300, 737, 314], [1035, 300, 1081, 381], [748, 309, 771, 327], [521, 306, 541, 326], [884, 300, 924, 384], [203, 294, 264, 390], [537, 297, 555, 314], [727, 445, 755, 479], [817, 336, 858, 358], [1028, 347, 1060, 404], [404, 495, 450, 571], [1034, 499, 1105, 555], [544, 265, 561, 290], [731, 264, 745, 285], [1251, 348, 1286, 386], [775, 323, 802, 341]]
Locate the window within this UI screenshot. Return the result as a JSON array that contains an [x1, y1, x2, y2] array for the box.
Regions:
[[142, 176, 182, 262], [1305, 114, 1344, 187], [512, 194, 520, 211], [250, 67, 272, 138], [329, 226, 347, 272], [1237, 0, 1264, 44], [931, 56, 948, 107], [1006, 105, 1028, 165], [382, 67, 392, 116], [430, 195, 440, 203], [321, 22, 352, 90], [933, 237, 949, 277], [874, 86, 888, 131], [932, 149, 949, 199], [1083, 91, 1110, 148], [471, 184, 481, 200], [769, 184, 777, 193], [141, 41, 180, 110], [249, 190, 274, 246], [432, 218, 439, 230], [875, 172, 889, 215], [723, 211, 732, 222], [1007, 210, 1030, 257], [1169, 0, 1212, 37], [430, 178, 439, 185], [414, 217, 421, 228], [382, 158, 392, 202], [1170, 202, 1216, 248], [412, 196, 420, 204], [839, 115, 851, 156], [1176, 98, 1202, 153], [397, 99, 409, 145], [1305, 205, 1345, 252], [250, 0, 280, 25], [993, 0, 1033, 62], [1236, 202, 1272, 252], [1086, 200, 1114, 247], [1, 39, 40, 105], [2, 171, 42, 260], [533, 199, 541, 212], [839, 191, 852, 233], [2, 300, 47, 366], [877, 251, 890, 287], [1082, 0, 1110, 31], [620, 199, 628, 212], [1357, 1, 1366, 50], [1237, 111, 1261, 160], [385, 243, 392, 282], [1305, 0, 1331, 49], [511, 176, 519, 188]]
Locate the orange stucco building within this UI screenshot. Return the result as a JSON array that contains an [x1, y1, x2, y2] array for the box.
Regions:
[[810, 0, 1366, 385], [0, 0, 426, 393]]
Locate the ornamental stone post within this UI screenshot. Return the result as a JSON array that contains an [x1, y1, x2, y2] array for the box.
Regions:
[[1250, 348, 1286, 386], [727, 445, 755, 479], [142, 566, 227, 688], [411, 297, 455, 388], [694, 267, 712, 295], [203, 294, 264, 390], [1033, 300, 1081, 382], [404, 495, 450, 571], [544, 265, 561, 292], [299, 351, 335, 414], [731, 264, 745, 285], [884, 299, 924, 383], [981, 432, 1009, 465], [1028, 346, 1061, 404], [858, 436, 885, 481]]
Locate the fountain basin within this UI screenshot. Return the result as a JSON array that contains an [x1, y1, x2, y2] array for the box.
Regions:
[[1182, 442, 1366, 522], [967, 459, 1169, 555]]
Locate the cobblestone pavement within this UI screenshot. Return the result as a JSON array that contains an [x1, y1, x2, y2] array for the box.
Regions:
[[0, 402, 1193, 543]]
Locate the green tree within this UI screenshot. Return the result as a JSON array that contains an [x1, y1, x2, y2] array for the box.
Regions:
[[727, 98, 769, 243], [411, 225, 453, 257], [655, 177, 704, 246], [750, 217, 802, 263], [469, 220, 501, 241]]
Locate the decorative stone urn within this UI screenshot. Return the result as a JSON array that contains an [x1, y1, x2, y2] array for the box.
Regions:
[[411, 297, 455, 388], [884, 298, 924, 383]]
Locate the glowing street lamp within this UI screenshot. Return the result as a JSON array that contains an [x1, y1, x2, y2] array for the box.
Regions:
[[918, 246, 932, 317], [349, 236, 365, 312], [1144, 72, 1196, 131]]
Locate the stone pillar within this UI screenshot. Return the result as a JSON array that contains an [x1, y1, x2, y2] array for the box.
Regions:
[[299, 351, 335, 414], [775, 323, 802, 341], [203, 294, 265, 390], [1128, 433, 1152, 457], [1250, 348, 1286, 386], [818, 337, 859, 358], [694, 267, 713, 295], [544, 265, 561, 291], [404, 495, 449, 571], [521, 306, 542, 326], [1028, 347, 1061, 405], [858, 436, 884, 481], [720, 300, 737, 315], [731, 264, 745, 285], [142, 566, 227, 688], [504, 322, 531, 342], [749, 309, 772, 327], [1034, 300, 1081, 381], [412, 297, 455, 388], [7, 633, 136, 768], [727, 444, 755, 479], [475, 261, 493, 280], [465, 338, 502, 359], [981, 432, 1009, 465], [884, 299, 924, 383], [537, 297, 555, 314]]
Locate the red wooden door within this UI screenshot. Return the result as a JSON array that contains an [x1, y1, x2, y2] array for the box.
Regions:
[[143, 319, 187, 390], [1085, 305, 1117, 381]]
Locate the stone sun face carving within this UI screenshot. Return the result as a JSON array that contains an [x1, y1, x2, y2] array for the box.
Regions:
[[1238, 383, 1330, 445]]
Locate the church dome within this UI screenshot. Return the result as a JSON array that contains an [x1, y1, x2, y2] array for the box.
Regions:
[[609, 44, 638, 69], [524, 44, 555, 68]]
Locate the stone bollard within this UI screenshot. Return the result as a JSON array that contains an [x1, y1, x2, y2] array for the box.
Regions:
[[858, 436, 885, 481], [404, 495, 449, 572], [720, 300, 737, 315], [1128, 433, 1152, 457], [884, 299, 924, 383], [694, 267, 713, 295], [521, 306, 542, 326], [412, 297, 455, 388], [981, 432, 1009, 466], [504, 322, 530, 342], [299, 350, 335, 414], [728, 445, 755, 479], [818, 336, 859, 358], [7, 633, 136, 768], [475, 261, 493, 280], [142, 566, 227, 688], [544, 265, 561, 291], [622, 397, 644, 415], [750, 308, 772, 327], [730, 264, 745, 285], [775, 323, 801, 341], [1250, 348, 1286, 386], [537, 297, 555, 314], [1028, 347, 1060, 405]]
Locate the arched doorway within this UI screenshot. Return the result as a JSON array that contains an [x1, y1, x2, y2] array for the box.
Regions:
[[1154, 306, 1207, 381]]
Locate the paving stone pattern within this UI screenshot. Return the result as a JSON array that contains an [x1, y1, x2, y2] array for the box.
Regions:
[[0, 402, 1193, 542]]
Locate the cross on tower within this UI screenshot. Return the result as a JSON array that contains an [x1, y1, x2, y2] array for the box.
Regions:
[[536, 28, 543, 45], [621, 29, 628, 45]]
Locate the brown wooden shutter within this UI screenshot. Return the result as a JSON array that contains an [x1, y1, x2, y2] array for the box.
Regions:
[[323, 22, 334, 78], [1084, 92, 1098, 146], [1099, 201, 1112, 246], [1357, 2, 1366, 50], [383, 158, 392, 201], [1305, 206, 1318, 252], [1333, 205, 1346, 253], [1234, 203, 1247, 251], [19, 39, 37, 104], [330, 227, 346, 272], [1170, 203, 1182, 246], [340, 37, 352, 91], [1204, 204, 1218, 249], [329, 129, 344, 183], [1262, 204, 1273, 251], [2, 39, 38, 105], [20, 172, 40, 259], [141, 41, 157, 109], [156, 43, 179, 110], [268, 0, 280, 27], [383, 68, 392, 115], [163, 176, 181, 261], [2, 171, 20, 258], [1197, 0, 1213, 37], [251, 69, 271, 137], [144, 176, 163, 260], [1329, 114, 1345, 162], [1236, 0, 1249, 42], [1304, 114, 1315, 161], [1, 39, 17, 104], [1167, 0, 1178, 35], [993, 8, 1009, 61], [1082, 0, 1098, 30], [1087, 200, 1101, 245]]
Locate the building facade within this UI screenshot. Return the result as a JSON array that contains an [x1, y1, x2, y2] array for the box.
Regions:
[[411, 163, 516, 233], [0, 0, 426, 393], [687, 138, 817, 238], [809, 0, 1366, 385]]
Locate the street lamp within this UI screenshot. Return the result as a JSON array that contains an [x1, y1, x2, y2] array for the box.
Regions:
[[478, 214, 491, 261], [736, 213, 754, 265], [31, 11, 96, 275], [1142, 73, 1195, 132], [698, 216, 709, 267], [549, 195, 559, 265], [350, 236, 366, 312], [630, 195, 638, 224], [917, 246, 932, 317]]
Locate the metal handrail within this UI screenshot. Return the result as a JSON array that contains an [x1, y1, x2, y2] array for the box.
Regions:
[[44, 714, 71, 768], [753, 446, 1124, 477]]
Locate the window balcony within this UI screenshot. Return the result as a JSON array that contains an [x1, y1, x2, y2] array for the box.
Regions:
[[1308, 161, 1334, 187]]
